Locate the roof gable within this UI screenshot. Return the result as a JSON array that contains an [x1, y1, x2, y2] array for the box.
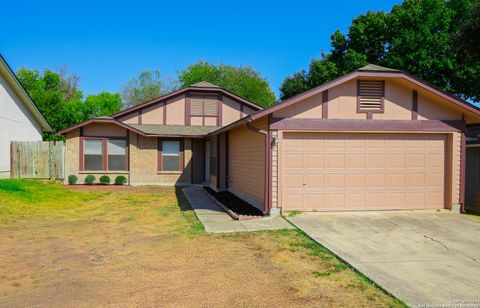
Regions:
[[249, 65, 480, 122], [112, 82, 262, 119], [0, 54, 52, 132]]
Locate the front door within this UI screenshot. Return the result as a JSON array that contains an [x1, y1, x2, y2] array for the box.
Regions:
[[205, 141, 210, 184]]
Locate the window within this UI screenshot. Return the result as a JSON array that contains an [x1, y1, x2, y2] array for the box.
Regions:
[[84, 139, 103, 170], [108, 140, 127, 171], [158, 139, 184, 172], [82, 138, 127, 171], [357, 80, 384, 112]]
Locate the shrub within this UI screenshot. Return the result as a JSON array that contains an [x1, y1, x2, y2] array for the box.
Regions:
[[84, 175, 95, 185], [99, 175, 110, 185], [68, 175, 78, 185], [114, 175, 127, 185]]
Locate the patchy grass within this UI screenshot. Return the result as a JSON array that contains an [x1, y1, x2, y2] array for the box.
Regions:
[[0, 180, 404, 307], [287, 210, 302, 217]]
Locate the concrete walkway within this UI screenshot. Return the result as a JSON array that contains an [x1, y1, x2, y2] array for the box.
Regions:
[[182, 186, 292, 233], [288, 211, 480, 306]]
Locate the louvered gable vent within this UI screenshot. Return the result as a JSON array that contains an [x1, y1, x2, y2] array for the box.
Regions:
[[191, 97, 204, 115], [358, 80, 384, 111]]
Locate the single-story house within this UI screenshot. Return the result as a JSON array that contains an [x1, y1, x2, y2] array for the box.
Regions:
[[59, 65, 480, 214], [0, 54, 52, 178]]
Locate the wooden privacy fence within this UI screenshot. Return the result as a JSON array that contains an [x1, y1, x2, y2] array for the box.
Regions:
[[11, 141, 65, 179]]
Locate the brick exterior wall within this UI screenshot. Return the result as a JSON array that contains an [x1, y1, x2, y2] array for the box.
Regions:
[[65, 128, 193, 186]]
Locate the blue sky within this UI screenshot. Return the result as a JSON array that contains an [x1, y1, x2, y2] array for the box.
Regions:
[[1, 0, 400, 99]]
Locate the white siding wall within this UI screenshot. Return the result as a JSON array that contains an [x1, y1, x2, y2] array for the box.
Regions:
[[0, 74, 43, 177]]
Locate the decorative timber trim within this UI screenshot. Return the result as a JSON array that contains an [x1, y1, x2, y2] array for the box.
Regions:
[[412, 90, 418, 120]]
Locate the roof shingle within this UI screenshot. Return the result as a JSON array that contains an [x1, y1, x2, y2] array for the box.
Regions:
[[128, 124, 219, 137]]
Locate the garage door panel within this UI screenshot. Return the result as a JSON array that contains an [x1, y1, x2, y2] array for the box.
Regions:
[[346, 174, 366, 188], [326, 154, 345, 168], [367, 154, 386, 168], [327, 194, 346, 208], [305, 174, 325, 188], [407, 154, 426, 167], [407, 173, 426, 187], [306, 153, 324, 168], [389, 154, 406, 168], [367, 174, 386, 187], [285, 174, 303, 188], [346, 154, 366, 168], [282, 133, 446, 211], [284, 153, 303, 168], [326, 174, 346, 189], [388, 174, 406, 187], [347, 193, 366, 208]]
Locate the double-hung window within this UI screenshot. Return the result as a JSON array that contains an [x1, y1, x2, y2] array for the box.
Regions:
[[108, 140, 127, 171], [158, 139, 184, 172], [83, 138, 128, 171], [84, 139, 103, 171]]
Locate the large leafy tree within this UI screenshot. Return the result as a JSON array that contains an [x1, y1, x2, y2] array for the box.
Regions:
[[17, 68, 122, 140], [121, 70, 175, 108], [179, 61, 276, 107], [280, 0, 480, 103]]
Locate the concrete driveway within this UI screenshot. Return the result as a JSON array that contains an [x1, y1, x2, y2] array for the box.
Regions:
[[288, 211, 480, 306]]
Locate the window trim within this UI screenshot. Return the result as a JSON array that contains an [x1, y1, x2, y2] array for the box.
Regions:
[[157, 138, 184, 173], [80, 135, 129, 172], [356, 79, 385, 118]]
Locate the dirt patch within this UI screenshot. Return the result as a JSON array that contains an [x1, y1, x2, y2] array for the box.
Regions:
[[0, 180, 403, 307]]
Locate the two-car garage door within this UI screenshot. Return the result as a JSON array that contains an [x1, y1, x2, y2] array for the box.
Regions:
[[281, 132, 446, 211]]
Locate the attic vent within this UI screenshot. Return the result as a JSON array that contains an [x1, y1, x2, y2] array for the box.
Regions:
[[190, 95, 218, 116], [358, 80, 384, 112]]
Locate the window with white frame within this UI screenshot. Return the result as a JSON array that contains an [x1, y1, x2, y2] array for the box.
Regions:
[[161, 140, 181, 171]]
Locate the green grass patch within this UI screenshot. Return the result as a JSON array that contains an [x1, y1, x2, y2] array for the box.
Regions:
[[287, 210, 302, 217]]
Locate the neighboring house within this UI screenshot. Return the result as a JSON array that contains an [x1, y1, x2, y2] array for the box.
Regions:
[[59, 65, 480, 214], [0, 54, 52, 178]]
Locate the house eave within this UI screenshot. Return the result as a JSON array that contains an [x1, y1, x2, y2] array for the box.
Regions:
[[0, 54, 52, 132]]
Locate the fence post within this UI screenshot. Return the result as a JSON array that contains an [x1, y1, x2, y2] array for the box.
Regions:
[[10, 142, 14, 178]]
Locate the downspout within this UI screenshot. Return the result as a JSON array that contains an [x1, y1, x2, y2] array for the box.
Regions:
[[245, 119, 271, 215]]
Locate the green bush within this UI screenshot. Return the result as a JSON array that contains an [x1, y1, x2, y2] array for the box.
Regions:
[[68, 175, 78, 185], [114, 175, 127, 185], [99, 175, 110, 184], [84, 175, 95, 185]]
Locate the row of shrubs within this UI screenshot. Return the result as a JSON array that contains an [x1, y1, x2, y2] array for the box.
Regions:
[[68, 175, 127, 185]]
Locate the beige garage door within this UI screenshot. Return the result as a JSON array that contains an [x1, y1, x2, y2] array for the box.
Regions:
[[282, 133, 446, 211]]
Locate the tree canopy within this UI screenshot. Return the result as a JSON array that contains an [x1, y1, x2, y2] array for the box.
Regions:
[[17, 68, 122, 140], [121, 70, 176, 108], [280, 0, 480, 103], [178, 61, 276, 107]]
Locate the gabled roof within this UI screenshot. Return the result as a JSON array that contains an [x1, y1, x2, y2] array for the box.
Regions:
[[111, 81, 262, 119], [210, 64, 480, 135], [0, 54, 52, 132]]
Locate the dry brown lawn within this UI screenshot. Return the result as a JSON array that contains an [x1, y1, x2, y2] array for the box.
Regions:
[[0, 180, 404, 307]]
